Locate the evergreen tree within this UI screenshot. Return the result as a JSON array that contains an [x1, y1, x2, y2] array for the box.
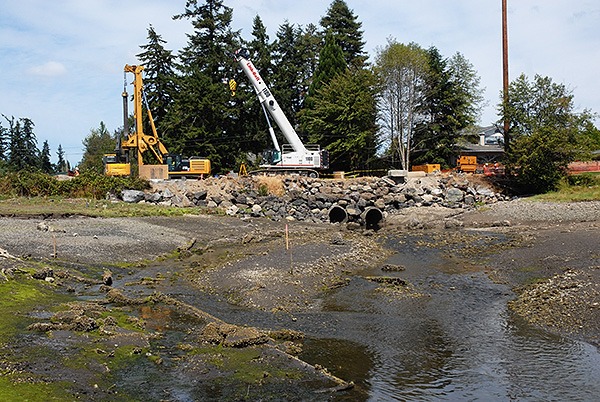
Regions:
[[320, 0, 367, 68], [170, 0, 241, 172], [413, 49, 483, 168], [5, 116, 40, 171], [40, 140, 53, 174], [56, 144, 67, 173], [307, 30, 347, 99], [447, 52, 484, 127], [237, 16, 274, 159], [246, 16, 273, 77], [0, 119, 7, 162], [80, 122, 116, 173], [302, 68, 379, 171], [300, 30, 348, 159], [295, 23, 322, 107], [271, 22, 304, 127], [136, 25, 178, 143]]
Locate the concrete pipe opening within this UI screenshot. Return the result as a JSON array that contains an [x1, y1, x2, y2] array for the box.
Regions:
[[362, 207, 384, 230], [328, 205, 348, 224]]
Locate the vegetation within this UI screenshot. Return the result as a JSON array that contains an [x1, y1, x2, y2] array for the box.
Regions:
[[0, 114, 72, 175], [530, 173, 600, 202], [1, 0, 598, 195], [79, 122, 117, 174], [412, 49, 484, 168], [502, 74, 600, 194], [375, 41, 431, 170], [0, 171, 149, 199], [0, 278, 75, 401]]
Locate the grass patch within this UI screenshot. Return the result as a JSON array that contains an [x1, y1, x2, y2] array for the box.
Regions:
[[530, 173, 600, 202], [191, 345, 303, 383], [0, 376, 76, 402], [0, 277, 76, 400], [255, 176, 285, 197], [531, 186, 600, 202], [0, 197, 205, 218]]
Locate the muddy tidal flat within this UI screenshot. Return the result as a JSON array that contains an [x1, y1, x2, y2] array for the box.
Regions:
[[1, 199, 600, 400]]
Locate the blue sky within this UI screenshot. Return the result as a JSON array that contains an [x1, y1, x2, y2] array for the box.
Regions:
[[1, 0, 598, 164]]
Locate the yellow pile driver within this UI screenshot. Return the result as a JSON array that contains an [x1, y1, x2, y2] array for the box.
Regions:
[[103, 64, 210, 179]]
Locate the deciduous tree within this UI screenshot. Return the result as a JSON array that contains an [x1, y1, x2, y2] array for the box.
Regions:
[[502, 74, 596, 193], [375, 40, 430, 170]]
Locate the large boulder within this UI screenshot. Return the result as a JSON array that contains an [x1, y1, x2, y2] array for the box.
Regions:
[[121, 190, 145, 203], [445, 187, 464, 204]]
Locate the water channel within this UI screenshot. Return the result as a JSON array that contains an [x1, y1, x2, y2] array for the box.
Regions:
[[195, 233, 600, 401]]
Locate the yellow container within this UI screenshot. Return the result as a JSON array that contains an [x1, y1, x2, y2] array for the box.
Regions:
[[411, 164, 441, 173]]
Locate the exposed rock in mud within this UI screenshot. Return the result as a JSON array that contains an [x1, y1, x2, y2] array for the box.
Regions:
[[200, 321, 270, 348], [106, 288, 147, 305], [381, 264, 405, 272], [509, 269, 600, 335], [28, 302, 106, 332], [364, 276, 408, 287], [102, 270, 112, 286], [31, 267, 54, 280]]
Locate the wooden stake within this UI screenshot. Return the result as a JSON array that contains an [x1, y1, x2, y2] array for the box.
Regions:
[[285, 223, 293, 275]]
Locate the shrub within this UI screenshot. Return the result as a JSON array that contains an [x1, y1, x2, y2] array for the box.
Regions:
[[254, 176, 285, 197], [0, 171, 150, 199], [567, 173, 600, 187]]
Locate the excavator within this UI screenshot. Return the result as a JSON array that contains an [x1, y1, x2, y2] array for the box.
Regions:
[[103, 64, 210, 179], [232, 49, 329, 177]]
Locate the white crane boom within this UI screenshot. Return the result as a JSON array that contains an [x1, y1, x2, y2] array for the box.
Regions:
[[234, 49, 307, 153], [232, 49, 328, 176]]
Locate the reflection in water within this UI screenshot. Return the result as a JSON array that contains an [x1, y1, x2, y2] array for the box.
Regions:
[[306, 235, 600, 401], [140, 305, 172, 332]]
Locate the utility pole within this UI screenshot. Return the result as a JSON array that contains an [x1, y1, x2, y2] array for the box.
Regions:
[[502, 0, 510, 151]]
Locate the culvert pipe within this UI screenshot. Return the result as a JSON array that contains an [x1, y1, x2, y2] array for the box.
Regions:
[[328, 205, 348, 224], [361, 207, 384, 230]]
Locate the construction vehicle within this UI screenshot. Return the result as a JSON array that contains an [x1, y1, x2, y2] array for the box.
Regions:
[[104, 64, 210, 179], [232, 49, 329, 177]]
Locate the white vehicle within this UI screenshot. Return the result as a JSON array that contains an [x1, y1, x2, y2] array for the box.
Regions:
[[233, 49, 329, 177]]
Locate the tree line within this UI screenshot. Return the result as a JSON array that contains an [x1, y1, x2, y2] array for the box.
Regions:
[[0, 115, 70, 175], [4, 0, 599, 195], [129, 0, 598, 193], [103, 0, 487, 175]]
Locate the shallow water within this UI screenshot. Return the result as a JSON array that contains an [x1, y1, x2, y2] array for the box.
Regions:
[[297, 235, 600, 401], [140, 232, 600, 401]]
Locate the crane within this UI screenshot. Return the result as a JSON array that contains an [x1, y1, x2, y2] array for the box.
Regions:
[[232, 49, 329, 177]]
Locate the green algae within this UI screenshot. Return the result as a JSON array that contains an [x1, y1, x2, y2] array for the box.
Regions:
[[0, 277, 69, 339]]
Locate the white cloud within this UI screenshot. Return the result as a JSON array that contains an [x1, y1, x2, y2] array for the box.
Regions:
[[27, 61, 67, 77]]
